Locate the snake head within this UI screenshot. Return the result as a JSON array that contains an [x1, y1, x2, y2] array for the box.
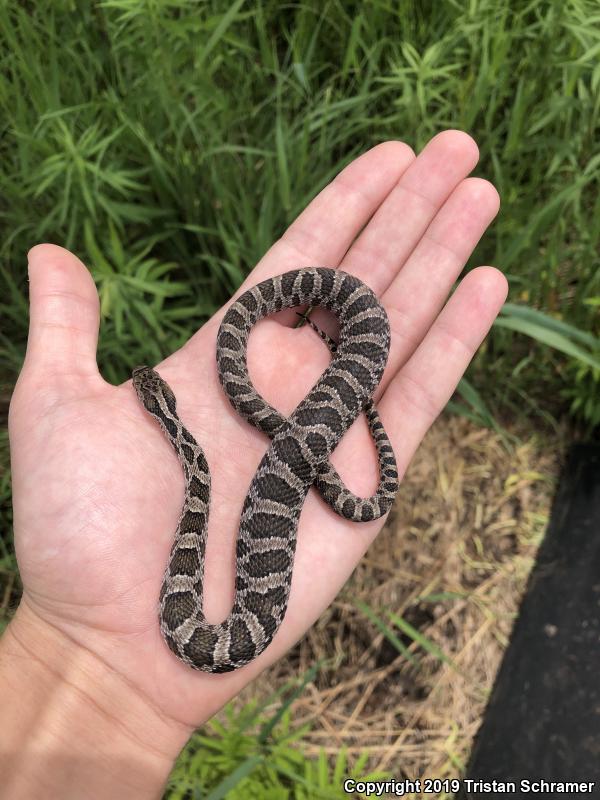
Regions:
[[132, 365, 161, 393], [132, 366, 178, 414]]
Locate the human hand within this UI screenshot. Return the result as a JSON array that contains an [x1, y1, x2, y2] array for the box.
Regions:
[[5, 131, 506, 761]]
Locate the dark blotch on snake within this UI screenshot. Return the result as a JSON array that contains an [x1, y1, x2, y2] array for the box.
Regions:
[[181, 443, 195, 464], [238, 291, 258, 312], [335, 276, 359, 306], [228, 619, 254, 662], [163, 391, 177, 416], [236, 538, 250, 558], [316, 476, 342, 501], [182, 428, 196, 445], [347, 319, 385, 338], [219, 355, 245, 377], [334, 358, 373, 386], [255, 474, 300, 505], [189, 475, 209, 504], [169, 547, 200, 577], [217, 330, 242, 351], [342, 498, 356, 518], [346, 293, 379, 316], [244, 511, 292, 539], [184, 627, 219, 666], [322, 374, 358, 410], [245, 549, 291, 578], [256, 613, 277, 639], [244, 586, 287, 617], [154, 408, 177, 437], [310, 390, 334, 403], [247, 603, 276, 634], [361, 505, 374, 522], [300, 271, 315, 295], [257, 413, 285, 435], [225, 309, 246, 329], [346, 341, 387, 364], [319, 270, 334, 297], [281, 272, 297, 296], [163, 591, 196, 630], [296, 405, 343, 435], [179, 510, 206, 533], [273, 436, 313, 481], [238, 398, 266, 416], [233, 575, 249, 595], [305, 432, 328, 458], [257, 281, 275, 303], [224, 380, 249, 397]]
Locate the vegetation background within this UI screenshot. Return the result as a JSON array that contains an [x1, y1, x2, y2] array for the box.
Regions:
[[0, 0, 598, 797]]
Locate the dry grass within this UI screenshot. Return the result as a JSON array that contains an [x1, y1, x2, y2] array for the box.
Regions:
[[232, 412, 568, 790]]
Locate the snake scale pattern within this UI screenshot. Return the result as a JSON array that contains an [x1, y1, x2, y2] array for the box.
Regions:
[[133, 268, 399, 673]]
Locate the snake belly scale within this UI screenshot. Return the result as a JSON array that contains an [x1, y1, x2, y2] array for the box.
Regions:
[[132, 268, 399, 673]]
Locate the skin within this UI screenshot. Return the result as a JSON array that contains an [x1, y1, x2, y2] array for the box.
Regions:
[[1, 131, 507, 798]]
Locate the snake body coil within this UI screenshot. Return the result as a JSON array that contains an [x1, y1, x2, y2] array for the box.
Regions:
[[133, 268, 398, 673]]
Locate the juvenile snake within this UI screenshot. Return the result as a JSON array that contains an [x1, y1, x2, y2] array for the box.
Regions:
[[132, 268, 399, 673]]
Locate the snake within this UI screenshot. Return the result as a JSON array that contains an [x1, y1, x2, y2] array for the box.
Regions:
[[132, 267, 399, 673]]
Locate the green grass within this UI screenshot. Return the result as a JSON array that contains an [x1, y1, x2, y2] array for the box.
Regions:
[[0, 0, 598, 396], [166, 664, 388, 798]]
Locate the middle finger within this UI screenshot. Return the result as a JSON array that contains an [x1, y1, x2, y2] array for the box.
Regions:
[[305, 130, 482, 342], [340, 129, 480, 294]]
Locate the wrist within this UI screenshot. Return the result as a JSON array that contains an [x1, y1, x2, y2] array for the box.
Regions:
[[0, 601, 192, 799]]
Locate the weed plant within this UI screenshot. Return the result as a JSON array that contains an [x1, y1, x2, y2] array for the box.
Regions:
[[0, 1, 598, 399]]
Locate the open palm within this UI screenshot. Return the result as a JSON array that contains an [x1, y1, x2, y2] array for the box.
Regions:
[[8, 132, 506, 729]]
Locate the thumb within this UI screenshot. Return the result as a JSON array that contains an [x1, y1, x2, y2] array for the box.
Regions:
[[23, 244, 101, 379]]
